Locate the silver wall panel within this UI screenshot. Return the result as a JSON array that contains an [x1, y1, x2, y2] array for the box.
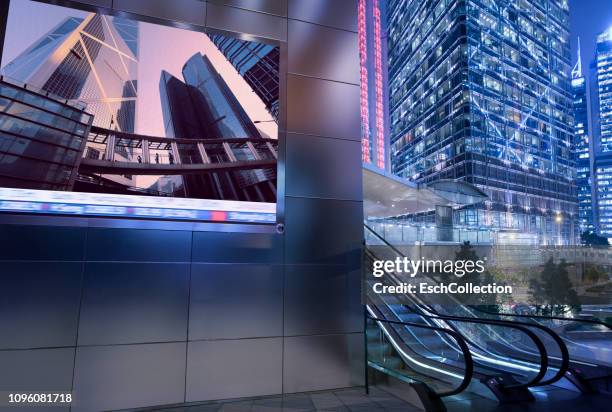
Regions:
[[284, 265, 362, 336], [288, 19, 359, 84], [0, 348, 75, 390], [286, 75, 360, 140], [186, 338, 282, 401], [0, 262, 81, 349], [113, 0, 206, 27], [72, 343, 186, 412], [77, 263, 189, 345], [285, 133, 362, 201], [284, 197, 362, 265], [85, 228, 192, 262], [205, 2, 287, 41], [189, 264, 283, 339], [208, 0, 287, 17], [0, 225, 85, 261], [283, 333, 364, 393], [191, 231, 282, 263], [288, 0, 358, 33]]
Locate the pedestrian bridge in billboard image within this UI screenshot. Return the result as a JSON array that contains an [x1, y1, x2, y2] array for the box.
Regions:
[[78, 126, 278, 175]]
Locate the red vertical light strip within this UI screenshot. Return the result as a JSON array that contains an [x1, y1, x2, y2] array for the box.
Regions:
[[358, 0, 371, 163], [373, 0, 385, 169]]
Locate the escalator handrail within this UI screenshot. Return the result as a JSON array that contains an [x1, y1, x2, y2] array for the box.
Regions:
[[367, 313, 474, 398], [403, 304, 569, 387], [364, 224, 570, 387], [467, 305, 612, 330]]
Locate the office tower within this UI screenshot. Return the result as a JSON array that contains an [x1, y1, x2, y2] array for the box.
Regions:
[[591, 29, 612, 238], [572, 39, 595, 232], [358, 0, 389, 169], [159, 53, 276, 202], [387, 0, 577, 245], [207, 34, 279, 121], [2, 13, 138, 133]]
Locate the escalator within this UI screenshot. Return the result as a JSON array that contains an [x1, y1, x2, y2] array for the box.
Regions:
[[363, 223, 612, 410]]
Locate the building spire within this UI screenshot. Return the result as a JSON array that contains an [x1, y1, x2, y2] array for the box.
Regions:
[[572, 36, 583, 79]]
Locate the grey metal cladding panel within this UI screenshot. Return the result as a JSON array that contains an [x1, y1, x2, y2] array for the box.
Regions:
[[288, 0, 358, 33], [0, 348, 74, 412], [189, 264, 282, 339], [288, 19, 358, 84], [85, 228, 191, 262], [0, 348, 74, 390], [113, 0, 206, 27], [285, 133, 362, 201], [284, 197, 362, 265], [205, 2, 286, 41], [186, 338, 282, 402], [77, 263, 189, 345], [284, 265, 362, 336], [0, 225, 85, 261], [283, 333, 364, 393], [0, 262, 81, 349], [286, 75, 360, 141], [72, 343, 186, 412], [191, 231, 281, 263], [207, 0, 287, 16]]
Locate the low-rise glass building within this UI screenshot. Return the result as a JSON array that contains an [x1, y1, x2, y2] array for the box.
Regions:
[[0, 76, 93, 191]]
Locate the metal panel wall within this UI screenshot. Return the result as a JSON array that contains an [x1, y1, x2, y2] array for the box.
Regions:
[[0, 0, 364, 409]]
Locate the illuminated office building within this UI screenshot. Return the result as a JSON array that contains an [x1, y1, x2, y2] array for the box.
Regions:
[[591, 29, 612, 238], [387, 0, 577, 245], [571, 39, 595, 232]]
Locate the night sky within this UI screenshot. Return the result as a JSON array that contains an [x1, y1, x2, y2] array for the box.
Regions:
[[570, 0, 612, 73]]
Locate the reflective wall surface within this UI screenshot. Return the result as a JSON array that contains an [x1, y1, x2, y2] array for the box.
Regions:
[[0, 1, 364, 411]]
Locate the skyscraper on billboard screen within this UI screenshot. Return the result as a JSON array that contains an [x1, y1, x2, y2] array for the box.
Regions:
[[160, 53, 276, 202], [2, 13, 138, 134], [207, 34, 279, 122]]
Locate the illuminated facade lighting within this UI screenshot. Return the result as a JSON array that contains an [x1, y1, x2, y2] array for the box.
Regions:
[[358, 0, 388, 170]]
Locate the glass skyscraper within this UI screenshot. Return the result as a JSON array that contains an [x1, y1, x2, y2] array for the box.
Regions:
[[387, 0, 577, 245], [207, 34, 279, 121], [591, 29, 612, 238], [571, 39, 595, 232], [159, 53, 276, 202], [1, 13, 138, 133]]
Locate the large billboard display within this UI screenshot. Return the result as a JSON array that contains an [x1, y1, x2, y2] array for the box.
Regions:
[[0, 0, 279, 223]]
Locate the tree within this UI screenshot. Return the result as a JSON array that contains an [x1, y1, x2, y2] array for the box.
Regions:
[[528, 258, 581, 316], [455, 241, 500, 313], [581, 231, 610, 247]]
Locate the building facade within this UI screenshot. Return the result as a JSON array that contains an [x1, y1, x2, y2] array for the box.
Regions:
[[572, 40, 595, 232], [387, 0, 577, 245], [159, 53, 276, 202], [591, 29, 612, 238], [207, 34, 279, 121]]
